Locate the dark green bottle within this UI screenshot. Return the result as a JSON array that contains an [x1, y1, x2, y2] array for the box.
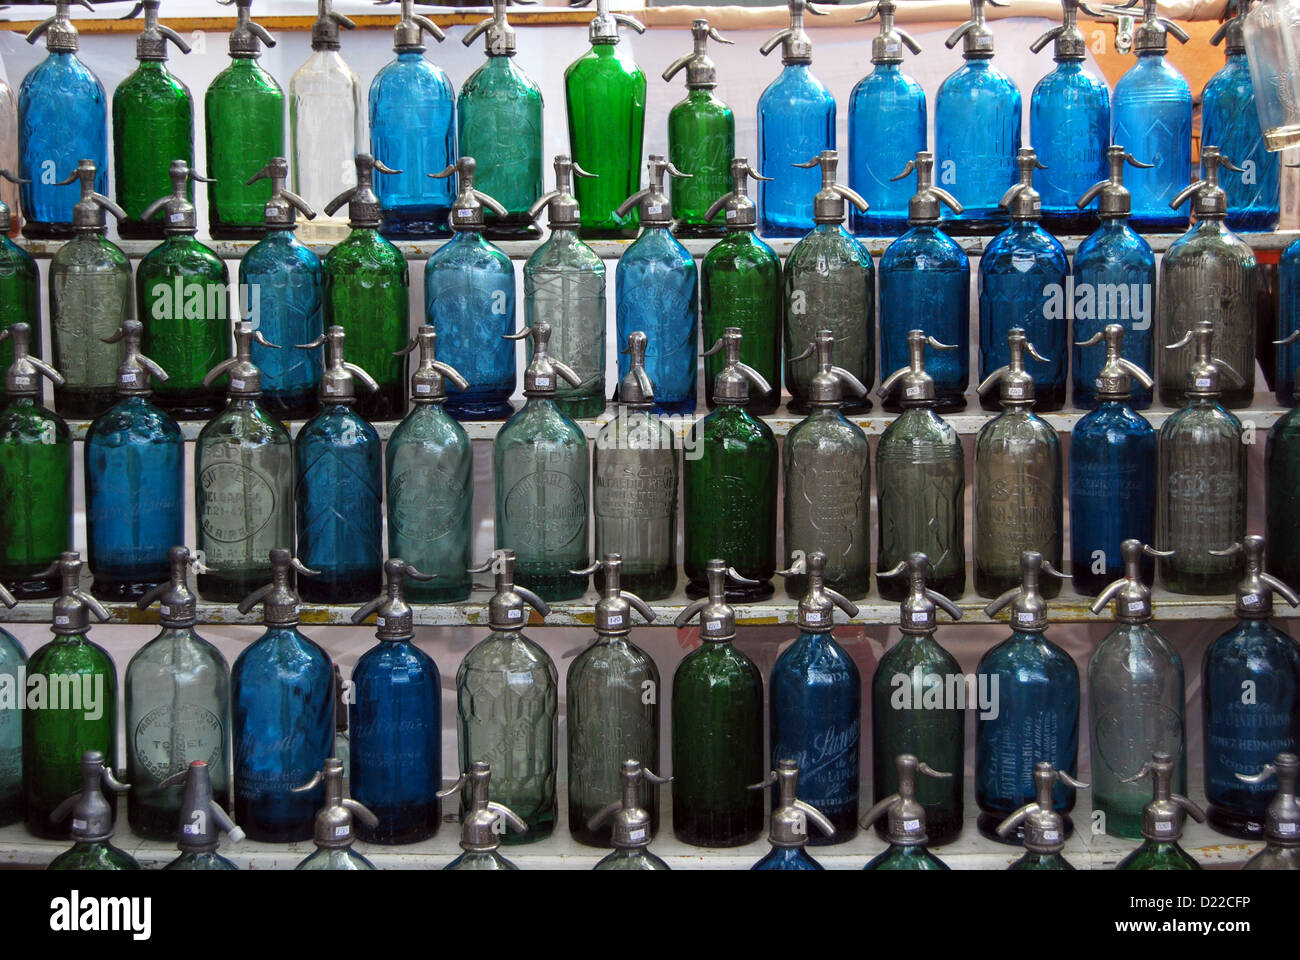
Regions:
[[0, 324, 71, 599], [1115, 752, 1206, 870], [1268, 373, 1300, 587], [323, 154, 409, 422], [138, 161, 231, 420], [0, 185, 40, 376], [700, 158, 781, 414], [662, 19, 735, 239], [46, 751, 137, 870], [24, 554, 116, 839], [683, 328, 777, 601], [861, 754, 952, 870], [113, 0, 193, 240], [671, 559, 765, 847], [205, 0, 283, 240], [996, 762, 1086, 870], [872, 553, 966, 845]]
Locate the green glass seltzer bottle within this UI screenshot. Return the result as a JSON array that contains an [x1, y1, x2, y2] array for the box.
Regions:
[[997, 761, 1089, 870], [860, 754, 952, 870], [0, 176, 41, 376], [46, 751, 138, 870], [1239, 753, 1300, 870], [293, 757, 378, 870], [1115, 752, 1206, 870], [114, 0, 193, 240], [444, 761, 529, 870], [589, 760, 671, 870]]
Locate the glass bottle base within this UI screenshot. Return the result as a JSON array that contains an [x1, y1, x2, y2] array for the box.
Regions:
[[1227, 210, 1280, 233], [154, 391, 223, 421], [878, 568, 965, 603], [977, 568, 1062, 600], [685, 576, 773, 602], [1206, 803, 1265, 840], [514, 570, 587, 602], [129, 801, 183, 841], [379, 213, 451, 241], [788, 396, 872, 416], [1160, 386, 1253, 410], [91, 575, 165, 602], [354, 812, 439, 845], [500, 816, 553, 845], [3, 575, 60, 600], [577, 225, 637, 241], [705, 391, 780, 416], [1130, 214, 1190, 233], [54, 388, 118, 421], [555, 393, 606, 420], [977, 810, 1074, 845], [648, 397, 701, 417], [673, 222, 726, 240], [445, 395, 516, 422], [595, 565, 676, 602], [852, 214, 908, 237], [1161, 565, 1240, 597], [783, 571, 869, 602], [209, 222, 269, 242], [260, 391, 319, 422], [940, 215, 1008, 236], [355, 384, 408, 424], [198, 569, 273, 603], [117, 220, 166, 241], [300, 572, 382, 605], [1041, 211, 1099, 236], [806, 809, 859, 846], [0, 798, 20, 828], [20, 221, 74, 240], [881, 393, 968, 415], [404, 580, 471, 604], [482, 219, 541, 241]]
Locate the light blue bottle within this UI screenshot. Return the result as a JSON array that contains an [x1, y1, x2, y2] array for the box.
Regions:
[[1279, 237, 1300, 405], [757, 0, 835, 238], [1203, 5, 1279, 232], [751, 761, 834, 869], [978, 148, 1069, 411], [1029, 0, 1111, 235], [294, 326, 383, 605], [879, 152, 967, 411], [18, 0, 108, 239], [387, 328, 472, 603], [426, 156, 514, 421], [1070, 326, 1156, 597], [1072, 147, 1157, 409], [936, 0, 1021, 234], [84, 321, 182, 602], [0, 582, 22, 827], [369, 0, 455, 239], [348, 559, 442, 845], [615, 156, 698, 416], [977, 551, 1080, 842], [239, 158, 323, 421], [847, 0, 925, 236], [1107, 0, 1191, 231]]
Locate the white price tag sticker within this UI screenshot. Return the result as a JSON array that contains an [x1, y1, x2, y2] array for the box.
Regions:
[[1008, 385, 1024, 398], [648, 204, 663, 216], [508, 608, 522, 620], [706, 619, 722, 632], [1017, 611, 1034, 623], [607, 614, 623, 627], [1195, 377, 1212, 389], [334, 825, 349, 838], [903, 819, 920, 832], [535, 376, 551, 389], [1155, 820, 1173, 834], [456, 208, 472, 219], [906, 385, 921, 397], [1043, 829, 1060, 842], [231, 378, 245, 390], [159, 605, 171, 617], [1128, 600, 1144, 613], [628, 827, 647, 842], [54, 615, 69, 626], [376, 616, 386, 627], [416, 383, 431, 394], [805, 610, 822, 623], [183, 822, 202, 836]]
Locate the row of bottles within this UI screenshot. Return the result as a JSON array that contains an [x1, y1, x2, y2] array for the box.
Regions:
[[7, 544, 1300, 871], [5, 0, 1280, 242]]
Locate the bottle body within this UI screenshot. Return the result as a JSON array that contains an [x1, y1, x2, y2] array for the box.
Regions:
[[667, 88, 735, 237], [567, 635, 660, 847], [0, 398, 72, 598], [871, 632, 965, 844], [864, 843, 950, 870], [0, 629, 25, 826], [137, 236, 232, 419], [295, 405, 383, 604], [700, 231, 782, 414], [769, 631, 861, 843], [848, 63, 926, 236], [125, 626, 230, 839], [1277, 236, 1300, 405], [595, 847, 669, 870], [0, 237, 40, 373], [592, 410, 678, 601], [671, 641, 765, 847], [0, 77, 18, 235], [458, 57, 544, 238], [1030, 60, 1109, 234], [351, 638, 441, 844], [1111, 54, 1192, 231], [48, 841, 139, 871], [876, 408, 966, 601], [934, 59, 1021, 232], [85, 396, 185, 600], [756, 64, 835, 238], [23, 635, 117, 839], [1116, 840, 1201, 870], [165, 851, 238, 870], [978, 222, 1069, 411], [1088, 622, 1186, 838], [1202, 52, 1278, 232], [1070, 221, 1157, 409], [1157, 401, 1246, 595], [878, 226, 970, 411], [113, 61, 193, 240], [784, 224, 875, 414], [456, 630, 558, 842], [1069, 403, 1157, 596], [683, 406, 777, 601], [194, 399, 295, 601], [386, 404, 473, 603], [1268, 406, 1300, 585], [524, 229, 606, 419], [615, 229, 698, 416], [369, 51, 456, 239], [239, 230, 324, 420], [444, 849, 517, 870], [1202, 619, 1300, 837], [1157, 222, 1257, 407], [493, 398, 590, 601], [564, 43, 645, 238], [782, 409, 871, 600], [975, 631, 1080, 836], [296, 847, 375, 870], [49, 234, 131, 419], [290, 50, 364, 218], [752, 845, 824, 870], [18, 52, 107, 238], [427, 231, 516, 421], [973, 409, 1063, 599], [205, 58, 284, 239], [322, 229, 409, 421], [231, 627, 333, 842]]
